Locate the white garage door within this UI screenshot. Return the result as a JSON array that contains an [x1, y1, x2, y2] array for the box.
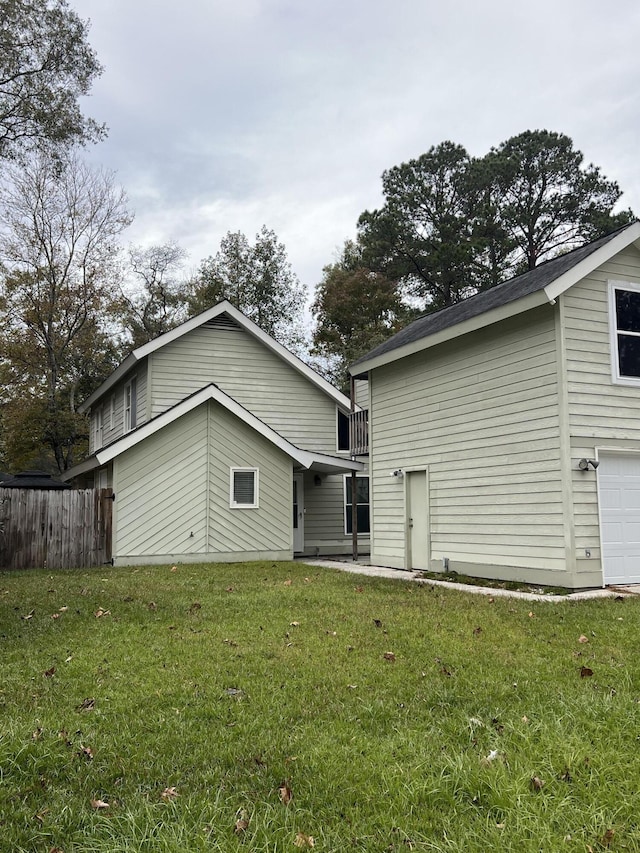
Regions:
[[599, 452, 640, 585]]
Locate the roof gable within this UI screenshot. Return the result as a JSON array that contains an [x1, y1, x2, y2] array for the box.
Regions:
[[64, 384, 362, 479], [351, 222, 640, 375], [81, 301, 351, 413]]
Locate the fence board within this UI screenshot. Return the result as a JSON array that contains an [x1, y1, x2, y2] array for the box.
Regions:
[[0, 488, 113, 570]]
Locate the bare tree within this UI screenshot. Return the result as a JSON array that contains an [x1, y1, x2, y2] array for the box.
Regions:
[[0, 148, 132, 471]]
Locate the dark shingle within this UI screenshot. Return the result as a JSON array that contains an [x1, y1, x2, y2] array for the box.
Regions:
[[352, 228, 626, 369]]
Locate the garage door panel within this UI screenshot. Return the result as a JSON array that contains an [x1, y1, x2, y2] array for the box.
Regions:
[[599, 453, 640, 584]]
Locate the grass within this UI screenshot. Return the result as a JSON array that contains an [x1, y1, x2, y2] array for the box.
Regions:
[[0, 561, 639, 852], [417, 569, 571, 595]]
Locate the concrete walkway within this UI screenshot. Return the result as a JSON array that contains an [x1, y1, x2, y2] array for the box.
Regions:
[[300, 558, 639, 602]]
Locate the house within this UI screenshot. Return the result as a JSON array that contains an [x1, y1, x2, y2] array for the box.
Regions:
[[350, 221, 640, 589], [63, 301, 368, 566]]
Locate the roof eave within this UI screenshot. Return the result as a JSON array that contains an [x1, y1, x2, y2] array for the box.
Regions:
[[544, 223, 640, 301], [350, 289, 550, 375]]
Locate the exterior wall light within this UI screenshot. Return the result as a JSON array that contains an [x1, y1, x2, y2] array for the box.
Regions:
[[578, 458, 599, 471]]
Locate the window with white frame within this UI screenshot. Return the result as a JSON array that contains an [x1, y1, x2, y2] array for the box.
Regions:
[[344, 475, 370, 534], [230, 468, 259, 508], [610, 281, 640, 382], [94, 407, 103, 450], [124, 377, 137, 432]]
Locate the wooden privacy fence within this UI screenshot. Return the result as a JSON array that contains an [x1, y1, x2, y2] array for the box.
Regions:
[[0, 488, 113, 570]]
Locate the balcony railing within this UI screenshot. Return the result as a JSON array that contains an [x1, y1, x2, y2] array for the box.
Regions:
[[349, 409, 369, 455]]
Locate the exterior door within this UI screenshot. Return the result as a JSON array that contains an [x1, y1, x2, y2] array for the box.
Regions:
[[599, 452, 640, 584], [407, 470, 429, 570], [293, 474, 304, 553]]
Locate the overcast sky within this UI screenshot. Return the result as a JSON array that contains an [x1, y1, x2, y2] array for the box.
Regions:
[[73, 0, 640, 299]]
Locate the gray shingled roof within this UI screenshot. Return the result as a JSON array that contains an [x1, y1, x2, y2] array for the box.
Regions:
[[351, 228, 626, 369]]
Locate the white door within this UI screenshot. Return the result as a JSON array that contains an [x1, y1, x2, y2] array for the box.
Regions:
[[599, 453, 640, 584], [293, 474, 304, 553], [407, 470, 429, 570]]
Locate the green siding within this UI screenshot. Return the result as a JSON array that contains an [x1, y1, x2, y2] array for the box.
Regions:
[[149, 321, 340, 453], [369, 306, 566, 579], [113, 401, 292, 564], [89, 365, 148, 454], [561, 245, 640, 584]]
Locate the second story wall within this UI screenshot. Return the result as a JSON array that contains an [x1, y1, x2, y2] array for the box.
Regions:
[[148, 315, 343, 454], [89, 363, 148, 454]]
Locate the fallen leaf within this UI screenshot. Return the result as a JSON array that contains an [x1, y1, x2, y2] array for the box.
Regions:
[[148, 602, 157, 611], [559, 767, 572, 782], [59, 606, 68, 612], [482, 749, 499, 764], [326, 630, 337, 636], [528, 611, 535, 618], [161, 786, 179, 800], [283, 579, 292, 587], [290, 621, 300, 627], [355, 585, 364, 592], [32, 727, 43, 740], [601, 829, 615, 847], [222, 638, 238, 647], [34, 808, 50, 823], [347, 684, 358, 689], [234, 809, 249, 834], [49, 847, 64, 852], [188, 602, 201, 613], [90, 799, 109, 809], [383, 651, 396, 662], [79, 746, 94, 760], [44, 666, 56, 678], [77, 697, 95, 711], [278, 781, 293, 805], [578, 634, 589, 643], [51, 613, 61, 619], [65, 655, 73, 663], [473, 626, 482, 635], [373, 619, 383, 628], [294, 832, 315, 848], [22, 610, 34, 620], [580, 666, 594, 678], [488, 597, 495, 604], [521, 715, 529, 724], [94, 608, 110, 618], [170, 566, 177, 572], [530, 776, 544, 791]]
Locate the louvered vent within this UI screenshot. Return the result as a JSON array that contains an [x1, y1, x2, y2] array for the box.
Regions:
[[202, 313, 240, 332]]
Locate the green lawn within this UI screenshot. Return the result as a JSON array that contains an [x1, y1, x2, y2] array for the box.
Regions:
[[1, 561, 639, 852]]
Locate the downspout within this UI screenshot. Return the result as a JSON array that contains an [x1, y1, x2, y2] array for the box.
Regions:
[[350, 375, 358, 561]]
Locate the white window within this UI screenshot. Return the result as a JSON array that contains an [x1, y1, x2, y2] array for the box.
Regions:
[[344, 475, 370, 535], [109, 395, 115, 430], [230, 468, 259, 508], [124, 377, 137, 432], [94, 407, 103, 450], [610, 280, 640, 383]]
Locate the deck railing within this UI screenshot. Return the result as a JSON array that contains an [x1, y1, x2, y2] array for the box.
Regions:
[[349, 409, 369, 455]]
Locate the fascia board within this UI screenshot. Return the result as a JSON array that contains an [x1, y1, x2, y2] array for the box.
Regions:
[[95, 384, 317, 470], [544, 223, 640, 301], [81, 300, 353, 414], [79, 353, 137, 413], [350, 289, 550, 375]]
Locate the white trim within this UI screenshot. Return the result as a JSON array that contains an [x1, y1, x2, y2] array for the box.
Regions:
[[544, 222, 640, 301], [351, 223, 640, 376], [67, 385, 365, 478], [109, 395, 115, 430], [80, 300, 355, 414], [607, 279, 640, 386], [123, 376, 137, 433], [94, 406, 103, 450], [230, 467, 259, 509], [343, 473, 370, 536]]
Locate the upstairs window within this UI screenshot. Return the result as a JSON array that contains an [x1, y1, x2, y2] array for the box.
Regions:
[[337, 409, 350, 451], [124, 377, 137, 432], [94, 407, 103, 450], [230, 468, 259, 508], [610, 282, 640, 382]]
